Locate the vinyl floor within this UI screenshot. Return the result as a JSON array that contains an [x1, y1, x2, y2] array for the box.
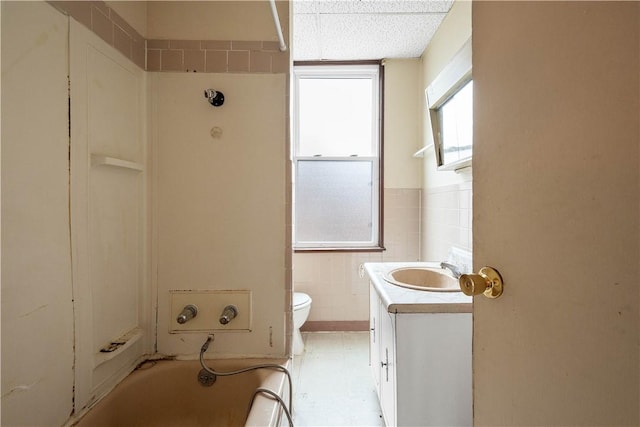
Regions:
[[291, 332, 385, 427]]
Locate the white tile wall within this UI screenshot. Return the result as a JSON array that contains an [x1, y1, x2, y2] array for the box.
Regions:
[[421, 182, 472, 261]]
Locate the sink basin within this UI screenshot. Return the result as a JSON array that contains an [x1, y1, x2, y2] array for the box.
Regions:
[[383, 267, 460, 292]]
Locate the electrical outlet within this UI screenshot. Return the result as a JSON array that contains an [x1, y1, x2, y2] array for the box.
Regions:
[[358, 264, 365, 278], [170, 290, 252, 333]]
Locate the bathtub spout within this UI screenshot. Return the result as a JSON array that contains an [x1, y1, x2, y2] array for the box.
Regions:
[[199, 334, 294, 419]]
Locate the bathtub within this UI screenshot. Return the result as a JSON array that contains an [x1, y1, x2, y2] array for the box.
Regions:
[[75, 358, 291, 427]]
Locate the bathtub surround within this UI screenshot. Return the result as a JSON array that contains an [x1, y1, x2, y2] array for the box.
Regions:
[[2, 1, 291, 425], [145, 0, 293, 362], [69, 19, 150, 411], [152, 71, 288, 357]]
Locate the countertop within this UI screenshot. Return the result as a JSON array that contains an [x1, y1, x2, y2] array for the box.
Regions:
[[364, 262, 472, 314]]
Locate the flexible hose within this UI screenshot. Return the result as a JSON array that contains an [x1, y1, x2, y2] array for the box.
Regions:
[[247, 388, 294, 427], [199, 335, 294, 417]]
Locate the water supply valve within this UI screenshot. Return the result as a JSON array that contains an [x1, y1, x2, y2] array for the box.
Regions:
[[176, 304, 198, 324], [169, 290, 251, 332], [219, 305, 238, 325]]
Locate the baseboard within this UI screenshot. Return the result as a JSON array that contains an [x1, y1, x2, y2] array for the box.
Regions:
[[301, 320, 369, 332]]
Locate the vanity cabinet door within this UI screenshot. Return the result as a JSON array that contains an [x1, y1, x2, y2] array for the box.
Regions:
[[369, 284, 381, 391], [378, 304, 396, 426], [369, 283, 397, 426], [395, 313, 472, 426]]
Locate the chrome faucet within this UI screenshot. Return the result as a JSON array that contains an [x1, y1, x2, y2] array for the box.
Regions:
[[440, 262, 463, 279]]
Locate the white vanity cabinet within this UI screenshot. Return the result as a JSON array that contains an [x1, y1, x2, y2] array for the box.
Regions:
[[369, 283, 472, 427]]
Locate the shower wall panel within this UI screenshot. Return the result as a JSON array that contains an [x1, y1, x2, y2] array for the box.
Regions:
[[151, 72, 287, 357], [70, 19, 150, 412]]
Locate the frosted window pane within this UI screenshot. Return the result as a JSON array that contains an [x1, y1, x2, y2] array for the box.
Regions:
[[295, 160, 373, 244], [298, 78, 373, 156], [439, 80, 473, 165]]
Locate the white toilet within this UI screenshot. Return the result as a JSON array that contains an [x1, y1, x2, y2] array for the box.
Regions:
[[292, 292, 312, 355]]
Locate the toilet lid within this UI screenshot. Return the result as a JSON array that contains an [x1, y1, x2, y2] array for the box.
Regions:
[[293, 292, 311, 307]]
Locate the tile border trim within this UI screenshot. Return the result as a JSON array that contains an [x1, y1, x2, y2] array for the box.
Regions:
[[147, 39, 288, 74], [48, 1, 289, 74], [49, 1, 146, 69]]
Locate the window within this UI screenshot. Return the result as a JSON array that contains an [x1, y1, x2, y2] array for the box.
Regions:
[[293, 63, 382, 250], [436, 80, 473, 167], [426, 38, 473, 171]]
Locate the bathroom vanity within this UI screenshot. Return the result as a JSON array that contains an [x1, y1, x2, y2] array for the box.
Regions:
[[365, 262, 472, 427]]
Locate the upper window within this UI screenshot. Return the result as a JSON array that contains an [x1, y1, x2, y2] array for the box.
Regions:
[[437, 80, 473, 167], [293, 63, 382, 250], [426, 38, 473, 171]]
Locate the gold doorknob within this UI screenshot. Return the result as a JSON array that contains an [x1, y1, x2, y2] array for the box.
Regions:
[[459, 267, 503, 298]]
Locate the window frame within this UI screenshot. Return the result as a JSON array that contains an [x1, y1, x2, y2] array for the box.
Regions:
[[426, 37, 473, 171], [293, 61, 384, 252]]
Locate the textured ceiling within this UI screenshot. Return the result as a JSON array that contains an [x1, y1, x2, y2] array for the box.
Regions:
[[292, 0, 455, 61]]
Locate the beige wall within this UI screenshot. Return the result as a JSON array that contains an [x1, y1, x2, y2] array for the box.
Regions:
[[384, 59, 422, 189], [147, 1, 289, 43], [419, 0, 472, 261], [1, 2, 75, 424]]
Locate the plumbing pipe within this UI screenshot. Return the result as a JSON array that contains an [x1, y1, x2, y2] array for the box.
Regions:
[[269, 0, 287, 52]]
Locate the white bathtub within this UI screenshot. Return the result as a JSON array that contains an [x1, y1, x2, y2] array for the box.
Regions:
[[75, 358, 291, 427]]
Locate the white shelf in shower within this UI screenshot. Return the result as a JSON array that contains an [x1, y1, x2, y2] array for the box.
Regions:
[[91, 154, 144, 172], [94, 327, 144, 367]]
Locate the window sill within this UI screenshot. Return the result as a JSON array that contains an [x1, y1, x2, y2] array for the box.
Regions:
[[294, 246, 385, 253]]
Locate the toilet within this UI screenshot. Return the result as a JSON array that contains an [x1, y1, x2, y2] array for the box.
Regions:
[[292, 292, 312, 355]]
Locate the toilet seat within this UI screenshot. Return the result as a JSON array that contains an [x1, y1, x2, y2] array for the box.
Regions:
[[293, 292, 311, 309]]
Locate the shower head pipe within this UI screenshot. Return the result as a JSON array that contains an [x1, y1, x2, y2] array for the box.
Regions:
[[269, 0, 287, 52]]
